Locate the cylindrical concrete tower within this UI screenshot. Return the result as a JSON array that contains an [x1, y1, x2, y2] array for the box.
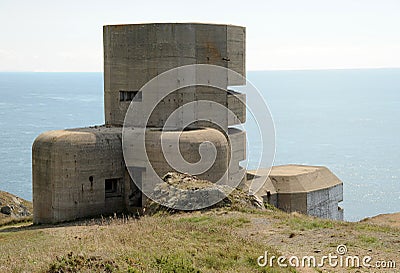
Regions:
[[103, 23, 246, 126]]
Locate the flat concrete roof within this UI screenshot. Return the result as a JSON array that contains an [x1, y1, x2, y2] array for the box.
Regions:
[[270, 164, 326, 176], [103, 22, 244, 28], [248, 164, 343, 194]]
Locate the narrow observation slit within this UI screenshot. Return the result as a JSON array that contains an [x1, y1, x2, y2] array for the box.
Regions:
[[119, 90, 142, 102]]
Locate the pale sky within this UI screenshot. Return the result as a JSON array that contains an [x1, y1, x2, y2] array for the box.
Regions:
[[1, 0, 399, 72]]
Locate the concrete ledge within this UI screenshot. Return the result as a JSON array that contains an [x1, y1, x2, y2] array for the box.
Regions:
[[227, 90, 246, 125]]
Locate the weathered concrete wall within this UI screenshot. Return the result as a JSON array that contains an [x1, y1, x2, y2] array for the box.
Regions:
[[307, 184, 343, 220], [145, 128, 230, 183], [228, 128, 246, 187], [141, 86, 232, 130], [32, 127, 130, 223], [103, 23, 246, 126], [276, 192, 307, 213]]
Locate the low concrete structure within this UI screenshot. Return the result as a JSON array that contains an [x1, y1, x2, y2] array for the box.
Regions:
[[248, 165, 343, 220]]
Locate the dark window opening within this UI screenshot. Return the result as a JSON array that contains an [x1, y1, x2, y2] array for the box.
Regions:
[[127, 166, 145, 207], [105, 178, 122, 198], [119, 90, 142, 102]]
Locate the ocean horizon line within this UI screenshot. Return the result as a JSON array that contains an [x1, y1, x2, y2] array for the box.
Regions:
[[1, 67, 400, 73]]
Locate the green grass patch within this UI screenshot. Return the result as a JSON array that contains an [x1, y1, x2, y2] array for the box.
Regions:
[[217, 216, 251, 228], [355, 222, 398, 233], [177, 215, 212, 224], [357, 234, 379, 244], [282, 215, 335, 231]]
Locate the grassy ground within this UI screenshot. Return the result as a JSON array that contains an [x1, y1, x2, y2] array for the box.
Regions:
[[0, 207, 399, 273]]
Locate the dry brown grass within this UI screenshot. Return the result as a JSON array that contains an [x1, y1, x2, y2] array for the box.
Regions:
[[0, 208, 399, 273], [0, 210, 293, 273], [0, 215, 32, 227]]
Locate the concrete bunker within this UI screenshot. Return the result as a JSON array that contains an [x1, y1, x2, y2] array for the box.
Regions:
[[247, 165, 343, 220], [33, 23, 247, 223], [32, 23, 343, 223]]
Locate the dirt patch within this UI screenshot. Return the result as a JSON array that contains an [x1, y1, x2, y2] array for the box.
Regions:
[[235, 211, 400, 273]]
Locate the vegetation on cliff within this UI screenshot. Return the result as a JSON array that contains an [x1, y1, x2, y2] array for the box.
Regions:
[[0, 188, 399, 272], [0, 207, 399, 272]]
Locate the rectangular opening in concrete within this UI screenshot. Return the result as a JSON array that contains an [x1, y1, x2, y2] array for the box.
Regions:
[[119, 90, 142, 102], [105, 178, 122, 198], [127, 166, 145, 207]]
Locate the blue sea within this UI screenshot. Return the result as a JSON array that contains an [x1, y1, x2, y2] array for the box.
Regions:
[[0, 69, 399, 221]]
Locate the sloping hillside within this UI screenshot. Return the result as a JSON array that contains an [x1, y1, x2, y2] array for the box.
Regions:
[[0, 206, 399, 272], [0, 185, 399, 272], [0, 190, 32, 226]]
